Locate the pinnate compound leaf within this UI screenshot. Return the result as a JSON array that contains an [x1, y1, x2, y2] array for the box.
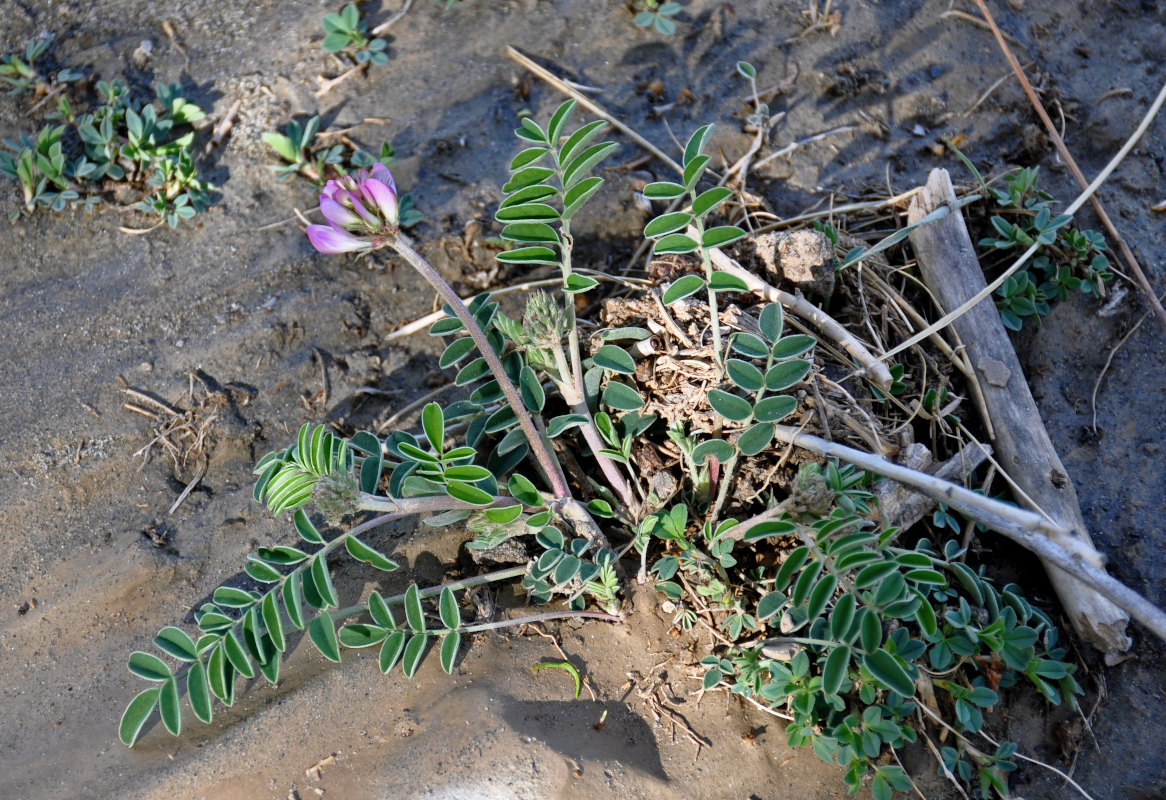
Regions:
[[708, 389, 753, 422], [402, 633, 429, 677], [405, 584, 425, 633], [129, 651, 172, 682], [345, 536, 399, 572], [294, 508, 324, 544], [309, 614, 342, 662], [439, 586, 461, 630], [119, 687, 160, 746], [187, 661, 213, 724], [662, 274, 705, 303], [440, 631, 461, 674], [864, 649, 916, 697], [159, 677, 182, 736], [154, 627, 198, 662]]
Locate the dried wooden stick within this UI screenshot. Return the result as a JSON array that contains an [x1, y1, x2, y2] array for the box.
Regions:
[[705, 246, 894, 391], [908, 168, 1131, 654], [971, 0, 1166, 330], [769, 423, 1166, 646]]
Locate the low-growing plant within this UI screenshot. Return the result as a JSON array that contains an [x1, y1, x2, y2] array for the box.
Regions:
[[968, 163, 1112, 330], [119, 99, 1085, 800], [0, 34, 84, 97], [0, 78, 210, 225], [631, 0, 682, 35], [321, 4, 389, 65], [262, 117, 422, 227]]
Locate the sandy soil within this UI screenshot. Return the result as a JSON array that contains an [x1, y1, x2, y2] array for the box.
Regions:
[[1, 1, 1164, 798]]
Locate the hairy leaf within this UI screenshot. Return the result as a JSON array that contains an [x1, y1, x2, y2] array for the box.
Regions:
[[309, 614, 342, 662], [119, 687, 160, 746]]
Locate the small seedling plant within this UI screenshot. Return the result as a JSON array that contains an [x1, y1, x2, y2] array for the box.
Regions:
[[120, 100, 1083, 800], [0, 34, 84, 97], [321, 4, 388, 65], [965, 163, 1112, 331], [631, 0, 682, 35], [262, 116, 422, 227], [0, 75, 210, 226]]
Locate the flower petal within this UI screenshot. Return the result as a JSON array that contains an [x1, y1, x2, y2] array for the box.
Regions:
[[362, 178, 398, 226], [345, 192, 379, 227], [319, 196, 362, 229], [321, 179, 342, 203], [370, 162, 396, 194], [306, 224, 367, 254]]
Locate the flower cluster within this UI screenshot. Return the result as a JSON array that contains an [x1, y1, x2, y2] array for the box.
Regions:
[[305, 162, 399, 254]]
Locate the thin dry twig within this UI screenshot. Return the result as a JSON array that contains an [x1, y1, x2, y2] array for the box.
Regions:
[[371, 0, 414, 35], [1090, 296, 1161, 431], [970, 0, 1166, 329], [507, 46, 683, 176]]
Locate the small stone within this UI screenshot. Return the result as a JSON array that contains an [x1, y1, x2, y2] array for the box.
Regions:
[[139, 361, 153, 372], [978, 357, 1011, 387], [660, 600, 677, 614], [751, 229, 835, 298]]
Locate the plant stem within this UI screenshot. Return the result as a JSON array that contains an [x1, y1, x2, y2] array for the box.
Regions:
[[696, 216, 724, 381], [356, 491, 518, 515], [561, 214, 635, 511], [390, 236, 570, 500]]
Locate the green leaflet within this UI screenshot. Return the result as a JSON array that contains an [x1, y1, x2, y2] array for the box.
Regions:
[[119, 687, 160, 746], [345, 535, 399, 572], [159, 677, 182, 736], [309, 614, 342, 662]]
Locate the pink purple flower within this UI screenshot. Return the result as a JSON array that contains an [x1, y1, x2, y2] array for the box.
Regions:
[[307, 162, 400, 255]]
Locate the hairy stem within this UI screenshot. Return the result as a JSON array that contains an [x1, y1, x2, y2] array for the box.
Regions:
[[559, 221, 635, 511], [356, 492, 519, 515], [390, 236, 569, 500]]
